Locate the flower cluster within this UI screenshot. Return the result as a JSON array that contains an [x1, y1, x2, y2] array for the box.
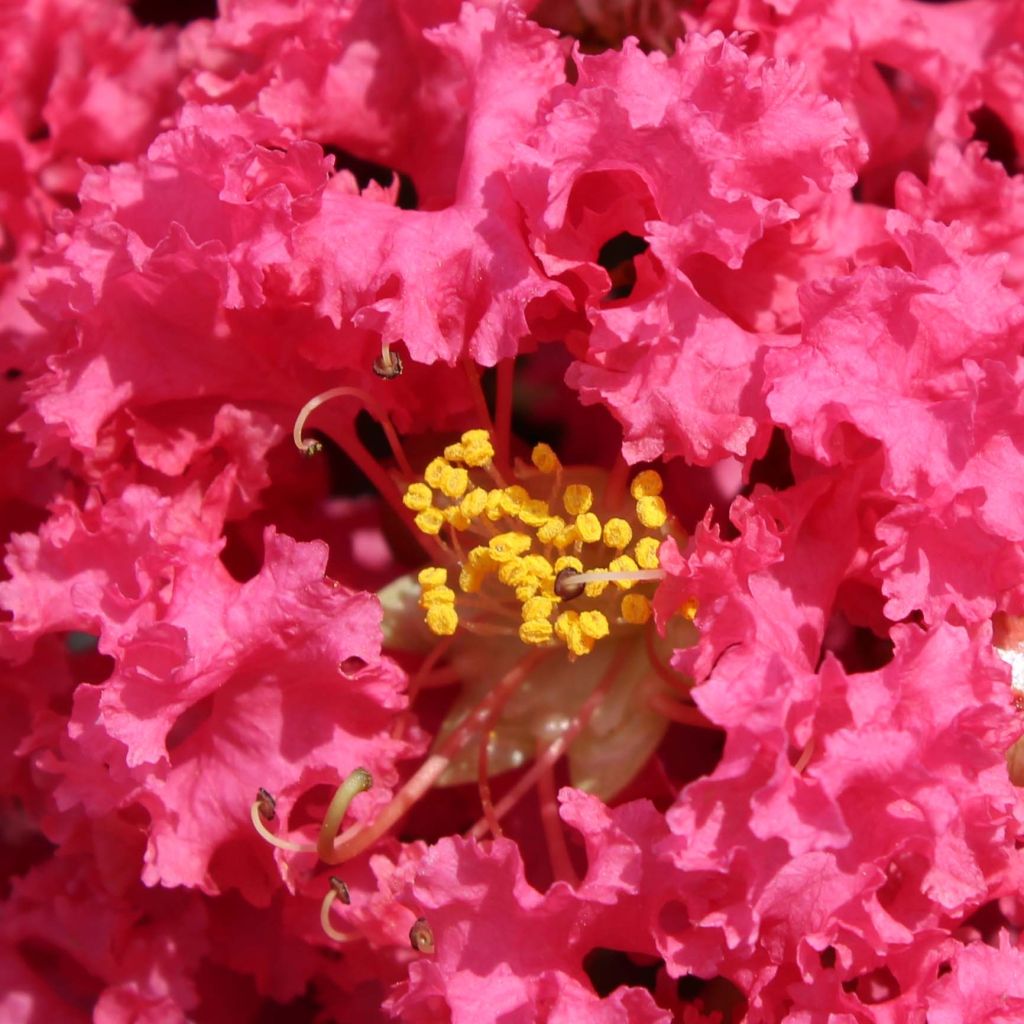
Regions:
[[2, 0, 1024, 1021]]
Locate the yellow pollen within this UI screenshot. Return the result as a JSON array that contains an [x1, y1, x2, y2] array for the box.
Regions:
[[407, 431, 672, 654], [414, 508, 445, 535], [531, 443, 560, 473], [602, 518, 632, 549], [439, 465, 469, 499], [636, 495, 668, 529], [630, 469, 663, 499], [683, 597, 699, 621], [634, 537, 661, 570], [563, 484, 593, 515], [621, 593, 652, 624], [426, 604, 458, 636], [460, 487, 488, 519], [522, 595, 555, 621], [575, 512, 602, 544], [403, 482, 433, 512], [418, 567, 447, 588], [460, 429, 495, 467], [419, 585, 455, 608], [608, 555, 640, 589], [519, 618, 553, 645], [536, 516, 565, 544], [579, 610, 609, 639], [424, 457, 448, 489], [489, 533, 532, 562]]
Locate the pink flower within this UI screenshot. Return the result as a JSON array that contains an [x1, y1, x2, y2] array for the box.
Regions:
[[3, 1, 1024, 1020]]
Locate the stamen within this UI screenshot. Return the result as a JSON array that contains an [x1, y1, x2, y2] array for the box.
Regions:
[[322, 650, 547, 864], [561, 568, 665, 587], [372, 341, 404, 379], [320, 876, 359, 943], [536, 738, 578, 885], [256, 786, 276, 820], [317, 767, 374, 864], [409, 917, 436, 954], [495, 357, 514, 476], [292, 386, 412, 478], [647, 692, 714, 728], [466, 644, 628, 840], [793, 738, 815, 774], [553, 566, 585, 601], [250, 789, 317, 854]]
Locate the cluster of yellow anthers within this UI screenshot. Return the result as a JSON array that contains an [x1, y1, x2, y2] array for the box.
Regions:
[[403, 429, 668, 658]]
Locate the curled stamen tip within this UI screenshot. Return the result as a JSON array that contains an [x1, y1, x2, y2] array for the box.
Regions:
[[350, 766, 373, 790], [372, 350, 404, 379], [302, 440, 324, 458], [553, 567, 585, 601], [329, 876, 351, 904], [409, 917, 435, 955], [256, 787, 276, 821]]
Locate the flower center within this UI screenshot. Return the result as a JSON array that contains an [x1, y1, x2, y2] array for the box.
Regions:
[[402, 429, 670, 658]]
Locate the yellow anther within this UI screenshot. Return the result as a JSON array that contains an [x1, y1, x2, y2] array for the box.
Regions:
[[461, 429, 495, 467], [468, 546, 496, 570], [563, 484, 593, 516], [552, 526, 578, 550], [459, 566, 485, 593], [634, 537, 661, 569], [609, 555, 639, 589], [424, 458, 448, 489], [522, 595, 555, 621], [419, 585, 455, 608], [414, 508, 445, 535], [579, 610, 609, 640], [500, 486, 529, 516], [418, 567, 447, 589], [630, 469, 663, 499], [518, 498, 550, 528], [575, 512, 602, 544], [522, 555, 555, 580], [519, 619, 554, 645], [439, 465, 469, 499], [426, 604, 458, 636], [584, 579, 608, 598], [537, 516, 566, 544], [555, 611, 593, 657], [621, 594, 652, 625], [531, 443, 560, 474], [460, 487, 488, 519], [485, 489, 506, 521], [602, 518, 633, 549], [489, 533, 532, 562], [683, 597, 699, 621], [554, 555, 583, 574], [403, 483, 433, 512], [515, 583, 540, 603], [443, 443, 466, 463], [636, 495, 668, 529], [444, 506, 471, 531]]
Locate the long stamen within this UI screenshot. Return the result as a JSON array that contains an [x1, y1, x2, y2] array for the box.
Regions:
[[647, 692, 714, 728], [317, 767, 374, 863], [562, 568, 665, 587], [466, 644, 628, 840], [494, 357, 514, 476], [292, 385, 413, 479], [322, 650, 548, 864], [294, 386, 447, 559], [320, 876, 359, 942], [536, 738, 577, 885], [250, 789, 317, 854]]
